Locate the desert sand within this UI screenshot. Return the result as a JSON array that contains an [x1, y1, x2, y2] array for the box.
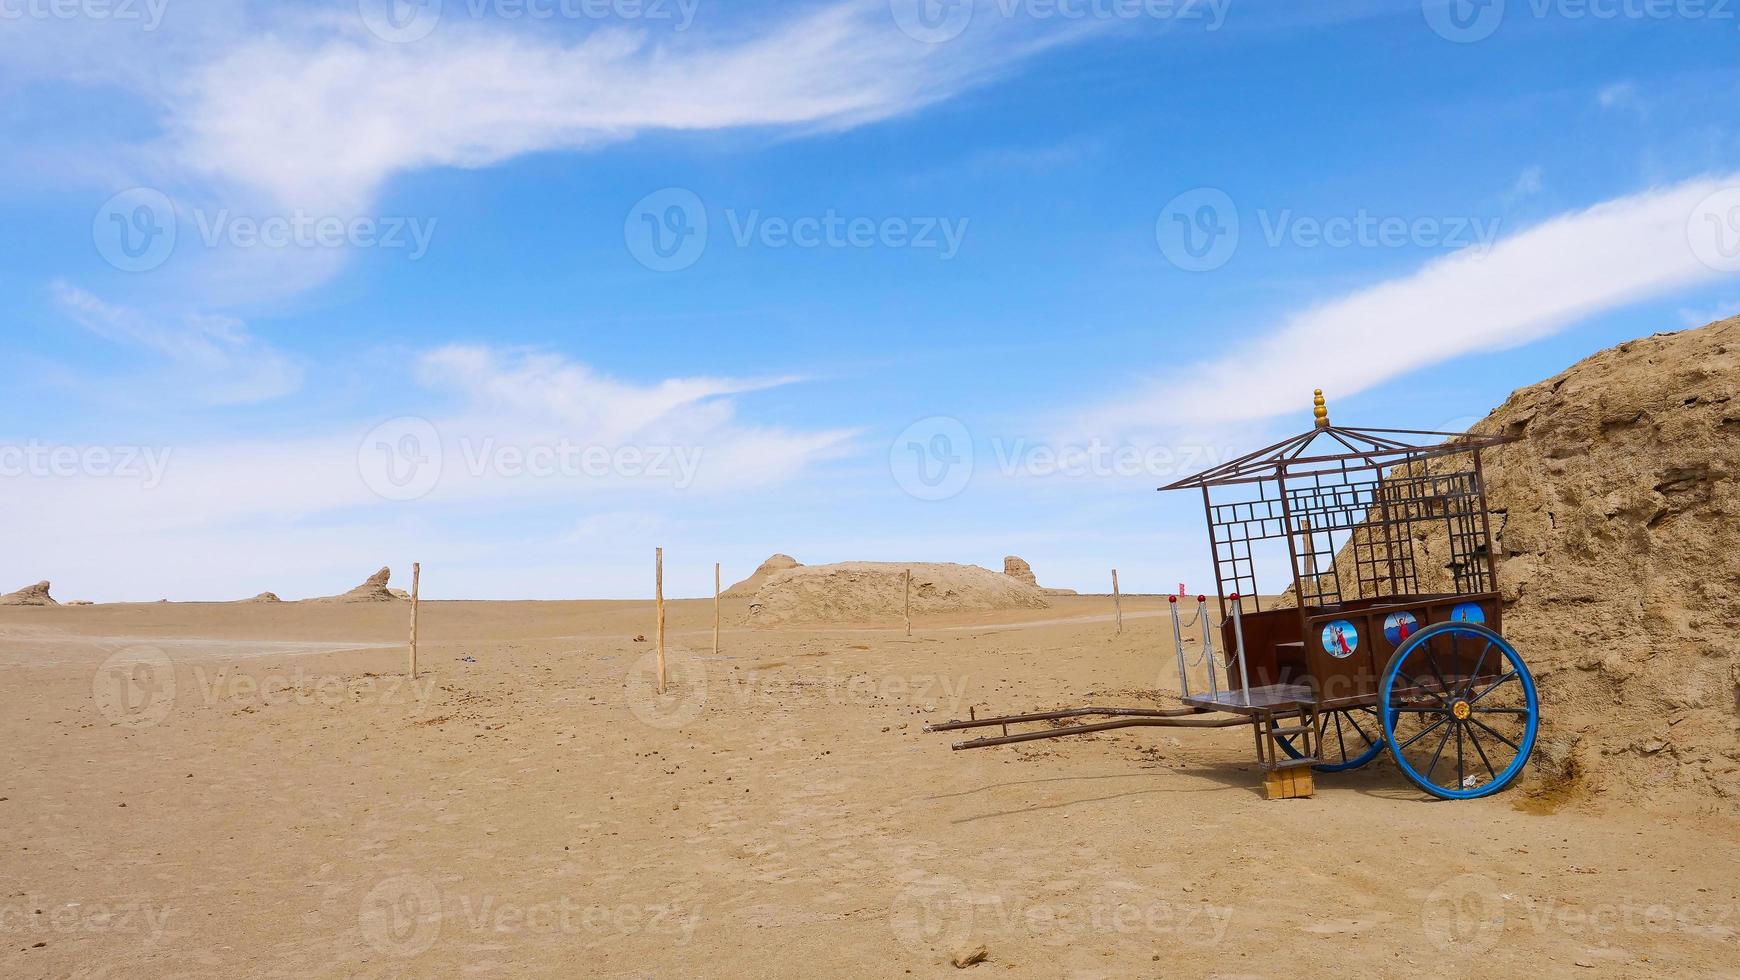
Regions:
[[2, 594, 1736, 978], [7, 324, 1740, 976]]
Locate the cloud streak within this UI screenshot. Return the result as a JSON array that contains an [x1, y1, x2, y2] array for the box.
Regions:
[[1089, 171, 1740, 430]]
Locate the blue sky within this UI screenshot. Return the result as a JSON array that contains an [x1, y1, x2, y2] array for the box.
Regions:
[[3, 0, 1739, 601]]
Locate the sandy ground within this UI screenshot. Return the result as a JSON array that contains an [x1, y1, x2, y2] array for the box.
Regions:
[[2, 596, 1736, 978]]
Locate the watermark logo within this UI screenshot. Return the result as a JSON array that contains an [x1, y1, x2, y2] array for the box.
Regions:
[[1689, 187, 1740, 273], [891, 876, 1234, 949], [890, 416, 974, 501], [93, 187, 176, 273], [359, 875, 702, 954], [890, 0, 975, 42], [357, 419, 708, 501], [1421, 874, 1506, 953], [0, 442, 173, 487], [890, 875, 977, 949], [92, 645, 177, 728], [892, 0, 1232, 42], [359, 416, 444, 502], [0, 897, 174, 940], [359, 874, 445, 957], [624, 646, 709, 729], [359, 0, 444, 42], [190, 209, 438, 259], [722, 210, 969, 259], [1422, 0, 1505, 41], [360, 0, 699, 40], [1158, 189, 1503, 270], [1156, 187, 1238, 272], [625, 187, 708, 272], [0, 0, 168, 29]]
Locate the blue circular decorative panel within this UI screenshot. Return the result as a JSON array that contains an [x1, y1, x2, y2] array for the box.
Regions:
[[1321, 619, 1359, 659], [1383, 610, 1419, 646], [1450, 602, 1486, 624]]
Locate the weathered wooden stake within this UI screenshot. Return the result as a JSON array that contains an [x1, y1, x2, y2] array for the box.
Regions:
[[1112, 568, 1123, 635], [656, 547, 666, 695], [408, 562, 421, 678], [904, 568, 913, 637], [713, 562, 721, 657]]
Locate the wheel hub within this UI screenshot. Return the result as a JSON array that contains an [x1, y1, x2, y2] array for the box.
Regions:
[[1450, 699, 1472, 721]]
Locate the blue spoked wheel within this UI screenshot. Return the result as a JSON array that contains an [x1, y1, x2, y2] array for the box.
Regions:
[[1275, 706, 1391, 772], [1379, 621, 1539, 800]]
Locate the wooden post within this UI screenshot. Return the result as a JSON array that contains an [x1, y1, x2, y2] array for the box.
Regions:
[[904, 569, 912, 637], [656, 548, 666, 695], [408, 562, 421, 678], [713, 562, 721, 657], [1112, 568, 1123, 635]]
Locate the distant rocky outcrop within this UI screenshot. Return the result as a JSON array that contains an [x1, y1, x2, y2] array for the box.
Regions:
[[0, 581, 57, 606], [241, 592, 282, 603], [1003, 556, 1077, 596], [723, 554, 802, 598], [746, 561, 1049, 626], [308, 567, 406, 603]]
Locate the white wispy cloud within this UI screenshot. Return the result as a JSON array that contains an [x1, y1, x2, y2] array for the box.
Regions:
[[1083, 170, 1740, 431], [154, 2, 1075, 215], [49, 281, 305, 404]]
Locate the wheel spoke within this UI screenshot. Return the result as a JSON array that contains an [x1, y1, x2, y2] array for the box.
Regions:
[[1472, 706, 1530, 716], [1425, 722, 1455, 783], [1398, 715, 1450, 752], [1462, 641, 1495, 700], [1464, 721, 1499, 780], [1395, 670, 1449, 707], [1467, 670, 1518, 705], [1456, 722, 1465, 790], [1422, 648, 1456, 705], [1333, 711, 1348, 761], [1342, 710, 1376, 747], [1468, 715, 1521, 752]]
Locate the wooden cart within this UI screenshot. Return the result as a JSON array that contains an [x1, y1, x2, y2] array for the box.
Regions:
[[927, 392, 1540, 800]]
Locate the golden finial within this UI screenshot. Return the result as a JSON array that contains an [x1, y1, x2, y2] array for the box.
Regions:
[[1313, 388, 1330, 428]]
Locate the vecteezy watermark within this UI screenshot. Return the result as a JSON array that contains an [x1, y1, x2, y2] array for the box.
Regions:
[[624, 188, 709, 272], [1688, 187, 1740, 273], [623, 188, 970, 272], [1156, 186, 1503, 271], [92, 647, 441, 728], [889, 417, 1234, 501], [358, 0, 700, 43], [356, 417, 706, 502], [1421, 874, 1736, 954], [0, 441, 172, 488], [1423, 0, 1740, 42], [0, 898, 174, 941], [359, 875, 702, 957], [93, 187, 176, 273], [92, 188, 437, 272], [890, 416, 974, 502], [0, 0, 168, 29], [625, 647, 972, 731], [889, 0, 1232, 44], [92, 646, 178, 728], [890, 876, 1234, 950], [191, 209, 437, 260], [989, 437, 1229, 481]]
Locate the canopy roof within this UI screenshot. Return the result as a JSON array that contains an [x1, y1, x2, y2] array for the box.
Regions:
[[1159, 423, 1514, 491]]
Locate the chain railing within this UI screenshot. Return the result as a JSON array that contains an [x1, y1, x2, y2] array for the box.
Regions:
[[1167, 594, 1251, 705]]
